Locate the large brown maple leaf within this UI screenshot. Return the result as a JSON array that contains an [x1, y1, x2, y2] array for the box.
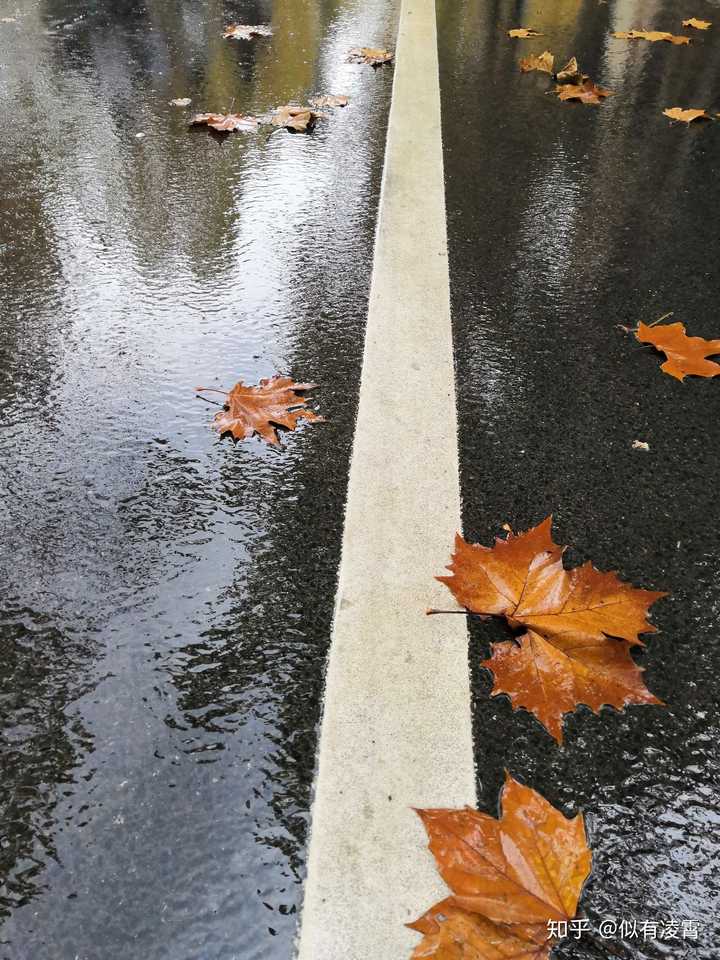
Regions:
[[409, 775, 591, 958], [636, 320, 720, 381], [196, 376, 323, 445], [437, 517, 666, 741]]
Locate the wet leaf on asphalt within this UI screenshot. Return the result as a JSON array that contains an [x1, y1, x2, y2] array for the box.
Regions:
[[346, 46, 394, 66], [270, 105, 326, 132], [436, 516, 666, 742], [519, 50, 554, 74], [196, 377, 324, 445], [409, 900, 552, 959], [636, 320, 720, 380], [612, 30, 691, 44], [682, 17, 712, 30], [223, 23, 272, 40], [663, 107, 710, 123], [170, 97, 192, 107], [309, 94, 349, 108], [508, 28, 543, 38], [189, 112, 259, 132], [409, 775, 591, 957], [555, 79, 613, 104]]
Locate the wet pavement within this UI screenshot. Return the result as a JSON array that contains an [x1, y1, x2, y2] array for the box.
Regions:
[[0, 2, 397, 958], [437, 0, 720, 957]]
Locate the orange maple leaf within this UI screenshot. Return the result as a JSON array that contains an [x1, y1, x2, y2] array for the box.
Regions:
[[437, 517, 666, 741], [409, 776, 591, 957], [196, 376, 324, 445], [637, 321, 720, 380]]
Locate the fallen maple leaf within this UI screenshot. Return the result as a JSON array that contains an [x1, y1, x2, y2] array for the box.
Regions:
[[190, 112, 258, 132], [436, 516, 666, 741], [519, 50, 554, 74], [483, 629, 660, 743], [223, 23, 272, 40], [347, 47, 394, 66], [195, 376, 323, 444], [682, 17, 711, 30], [508, 28, 543, 38], [309, 94, 349, 108], [663, 107, 710, 123], [410, 900, 551, 959], [409, 775, 591, 957], [636, 321, 720, 380], [270, 105, 325, 132], [556, 79, 612, 104], [613, 29, 691, 44]]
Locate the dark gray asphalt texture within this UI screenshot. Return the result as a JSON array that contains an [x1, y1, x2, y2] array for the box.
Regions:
[[437, 1, 720, 958], [0, 1, 397, 958]]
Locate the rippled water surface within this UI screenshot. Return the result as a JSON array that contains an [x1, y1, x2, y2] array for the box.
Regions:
[[438, 1, 720, 958], [0, 1, 396, 957]]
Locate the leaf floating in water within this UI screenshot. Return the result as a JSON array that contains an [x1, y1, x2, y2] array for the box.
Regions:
[[346, 47, 394, 66], [508, 27, 543, 38], [189, 113, 259, 133], [555, 78, 613, 104], [223, 23, 272, 40], [663, 107, 710, 123], [682, 17, 711, 30], [519, 50, 555, 74], [309, 94, 350, 108], [170, 97, 192, 107], [270, 105, 326, 132], [613, 29, 691, 44], [196, 377, 324, 446]]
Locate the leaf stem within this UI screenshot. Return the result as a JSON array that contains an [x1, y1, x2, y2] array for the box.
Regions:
[[426, 607, 469, 616]]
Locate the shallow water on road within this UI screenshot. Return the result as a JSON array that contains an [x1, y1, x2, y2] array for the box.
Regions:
[[0, 2, 396, 957], [438, 1, 720, 958]]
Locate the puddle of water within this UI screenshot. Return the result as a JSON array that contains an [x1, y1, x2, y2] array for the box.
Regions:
[[0, 1, 397, 957], [438, 0, 720, 957]]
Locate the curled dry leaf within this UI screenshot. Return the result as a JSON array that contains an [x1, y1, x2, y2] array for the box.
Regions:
[[632, 440, 650, 451], [437, 516, 666, 742], [508, 28, 543, 38], [190, 113, 258, 132], [663, 107, 709, 123], [613, 29, 691, 44], [682, 17, 711, 30], [519, 50, 554, 74], [196, 376, 323, 445], [555, 56, 582, 83], [556, 79, 612, 104], [309, 94, 349, 108], [270, 105, 325, 132], [223, 23, 272, 40], [347, 46, 394, 66], [170, 97, 192, 107], [409, 775, 592, 958], [636, 321, 720, 380]]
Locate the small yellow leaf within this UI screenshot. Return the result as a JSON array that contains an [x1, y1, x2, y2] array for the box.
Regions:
[[663, 107, 710, 123], [508, 28, 543, 38], [682, 17, 711, 30], [613, 29, 691, 44]]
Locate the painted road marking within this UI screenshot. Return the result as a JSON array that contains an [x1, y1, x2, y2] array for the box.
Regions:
[[295, 0, 476, 956]]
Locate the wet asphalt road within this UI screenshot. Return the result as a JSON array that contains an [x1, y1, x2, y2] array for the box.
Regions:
[[438, 0, 720, 957], [2, 0, 720, 959], [0, 1, 396, 958]]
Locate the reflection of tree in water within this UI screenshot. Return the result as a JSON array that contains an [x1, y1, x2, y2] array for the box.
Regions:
[[0, 609, 96, 919]]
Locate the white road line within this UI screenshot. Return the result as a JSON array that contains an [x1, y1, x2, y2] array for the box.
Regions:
[[296, 0, 476, 956]]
